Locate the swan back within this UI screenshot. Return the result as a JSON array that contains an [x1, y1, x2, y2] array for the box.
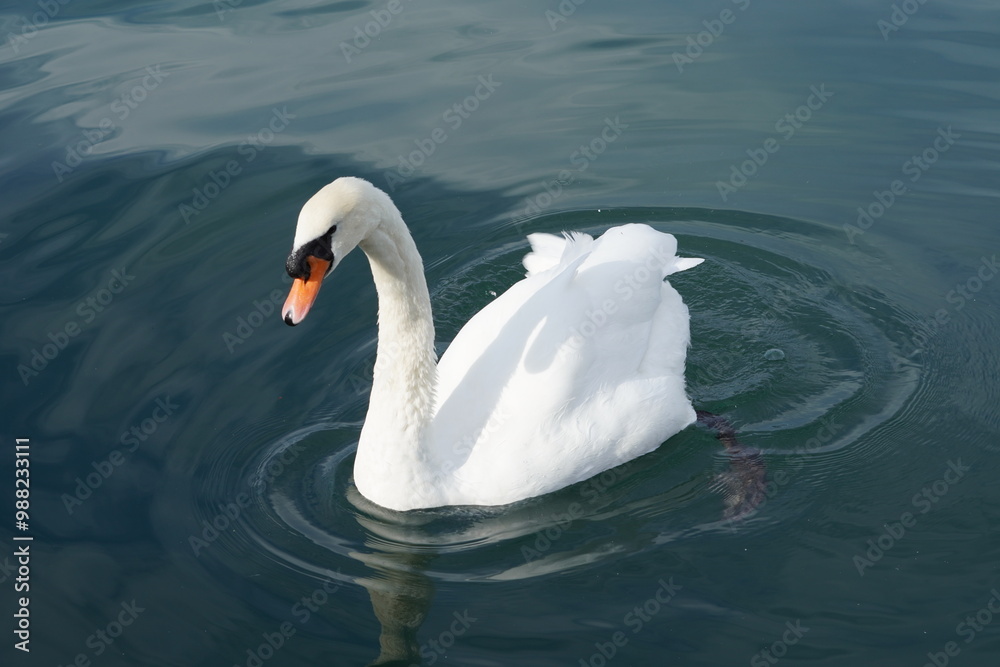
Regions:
[[425, 224, 703, 506]]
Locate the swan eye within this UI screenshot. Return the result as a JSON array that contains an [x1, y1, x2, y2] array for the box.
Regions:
[[286, 233, 336, 279]]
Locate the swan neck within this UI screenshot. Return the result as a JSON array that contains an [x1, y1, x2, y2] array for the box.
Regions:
[[355, 207, 438, 504]]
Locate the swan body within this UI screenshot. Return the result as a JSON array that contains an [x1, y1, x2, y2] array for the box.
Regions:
[[282, 177, 704, 511]]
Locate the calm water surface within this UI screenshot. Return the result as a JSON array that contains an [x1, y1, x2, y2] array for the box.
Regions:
[[2, 1, 999, 665]]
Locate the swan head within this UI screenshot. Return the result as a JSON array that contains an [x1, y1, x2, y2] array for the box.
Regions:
[[282, 177, 390, 326]]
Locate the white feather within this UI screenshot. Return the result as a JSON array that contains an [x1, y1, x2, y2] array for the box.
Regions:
[[286, 178, 704, 511]]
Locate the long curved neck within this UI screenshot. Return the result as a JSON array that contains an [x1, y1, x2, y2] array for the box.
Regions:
[[354, 206, 440, 508]]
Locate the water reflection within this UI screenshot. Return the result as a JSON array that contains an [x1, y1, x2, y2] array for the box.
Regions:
[[211, 204, 923, 663]]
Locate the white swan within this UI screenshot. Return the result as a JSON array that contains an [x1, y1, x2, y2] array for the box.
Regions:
[[281, 177, 704, 512]]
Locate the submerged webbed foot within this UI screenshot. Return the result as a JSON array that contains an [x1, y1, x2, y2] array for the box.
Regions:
[[696, 410, 768, 521]]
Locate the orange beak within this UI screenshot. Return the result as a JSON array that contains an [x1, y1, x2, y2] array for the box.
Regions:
[[282, 256, 331, 326]]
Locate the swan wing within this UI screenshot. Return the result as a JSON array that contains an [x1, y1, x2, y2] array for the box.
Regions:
[[430, 224, 702, 506], [522, 230, 593, 275]]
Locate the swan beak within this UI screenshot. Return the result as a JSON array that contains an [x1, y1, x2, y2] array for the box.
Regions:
[[282, 256, 331, 326]]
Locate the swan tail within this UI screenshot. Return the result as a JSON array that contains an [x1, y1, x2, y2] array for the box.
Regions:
[[670, 256, 705, 274], [696, 410, 768, 521], [523, 231, 594, 276]]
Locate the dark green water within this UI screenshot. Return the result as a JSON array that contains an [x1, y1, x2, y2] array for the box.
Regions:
[[2, 1, 999, 665]]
